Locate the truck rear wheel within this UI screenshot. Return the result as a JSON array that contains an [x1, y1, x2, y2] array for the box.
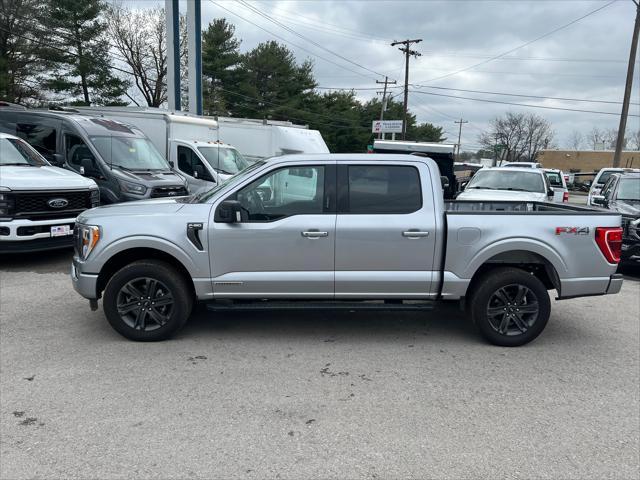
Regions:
[[470, 267, 550, 347], [103, 260, 193, 341]]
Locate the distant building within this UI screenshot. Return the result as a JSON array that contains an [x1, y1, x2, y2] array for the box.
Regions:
[[537, 149, 639, 172]]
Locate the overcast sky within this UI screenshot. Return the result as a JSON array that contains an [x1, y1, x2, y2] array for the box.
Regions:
[[122, 0, 640, 151]]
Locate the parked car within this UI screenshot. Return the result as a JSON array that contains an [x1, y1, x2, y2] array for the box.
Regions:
[[592, 172, 640, 264], [587, 167, 639, 206], [71, 154, 623, 347], [502, 161, 542, 168], [0, 107, 188, 204], [74, 107, 249, 193], [454, 162, 484, 193], [543, 168, 569, 203], [0, 132, 99, 252], [456, 167, 554, 202]]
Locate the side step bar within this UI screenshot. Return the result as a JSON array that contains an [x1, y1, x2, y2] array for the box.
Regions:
[[206, 300, 435, 312]]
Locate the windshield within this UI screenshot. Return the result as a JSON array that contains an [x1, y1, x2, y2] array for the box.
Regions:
[[198, 146, 249, 175], [617, 178, 640, 201], [91, 136, 169, 171], [467, 170, 545, 193], [597, 171, 619, 185], [0, 137, 49, 166], [195, 160, 265, 203], [545, 171, 563, 187]]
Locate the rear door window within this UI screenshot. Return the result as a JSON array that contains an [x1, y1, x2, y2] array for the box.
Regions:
[[347, 165, 422, 214]]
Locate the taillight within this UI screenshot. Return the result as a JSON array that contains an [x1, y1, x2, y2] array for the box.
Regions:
[[562, 191, 569, 202], [595, 227, 623, 264]]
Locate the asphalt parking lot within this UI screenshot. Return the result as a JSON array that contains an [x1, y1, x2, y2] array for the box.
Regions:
[[1, 249, 639, 479]]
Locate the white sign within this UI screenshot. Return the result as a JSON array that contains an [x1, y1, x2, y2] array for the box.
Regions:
[[372, 120, 403, 133]]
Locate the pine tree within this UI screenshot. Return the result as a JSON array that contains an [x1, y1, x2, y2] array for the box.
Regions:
[[201, 18, 240, 116], [42, 0, 127, 105]]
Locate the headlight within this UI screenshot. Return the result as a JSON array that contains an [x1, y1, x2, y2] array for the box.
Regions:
[[77, 225, 101, 260], [118, 180, 147, 195]]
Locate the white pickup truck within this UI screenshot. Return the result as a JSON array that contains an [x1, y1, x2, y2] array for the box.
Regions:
[[0, 133, 99, 252], [71, 154, 624, 346]]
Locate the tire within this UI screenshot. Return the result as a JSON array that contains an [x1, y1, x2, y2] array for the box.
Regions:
[[103, 260, 193, 341], [470, 267, 551, 347]]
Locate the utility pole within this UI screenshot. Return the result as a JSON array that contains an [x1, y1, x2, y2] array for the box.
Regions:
[[376, 76, 397, 139], [613, 0, 639, 167], [391, 39, 422, 140], [454, 118, 468, 158]]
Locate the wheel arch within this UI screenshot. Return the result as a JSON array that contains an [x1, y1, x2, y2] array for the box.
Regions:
[[465, 250, 561, 309], [96, 247, 196, 299]]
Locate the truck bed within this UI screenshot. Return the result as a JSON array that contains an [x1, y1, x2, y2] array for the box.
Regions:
[[444, 200, 618, 214], [440, 200, 621, 300]]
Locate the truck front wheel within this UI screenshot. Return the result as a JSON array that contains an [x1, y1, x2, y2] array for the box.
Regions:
[[103, 260, 193, 341], [470, 267, 550, 347]]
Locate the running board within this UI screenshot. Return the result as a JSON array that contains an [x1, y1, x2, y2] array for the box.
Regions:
[[206, 300, 435, 312]]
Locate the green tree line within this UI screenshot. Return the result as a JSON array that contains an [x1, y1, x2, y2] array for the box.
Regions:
[[0, 0, 446, 152]]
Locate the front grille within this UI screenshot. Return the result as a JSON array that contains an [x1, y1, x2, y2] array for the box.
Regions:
[[10, 190, 94, 220], [17, 223, 74, 236], [0, 226, 9, 236], [150, 186, 189, 198]]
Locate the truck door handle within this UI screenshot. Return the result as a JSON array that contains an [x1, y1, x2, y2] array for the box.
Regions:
[[402, 230, 429, 238], [301, 230, 328, 238]]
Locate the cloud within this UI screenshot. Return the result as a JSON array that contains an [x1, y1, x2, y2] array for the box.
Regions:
[[143, 0, 640, 149]]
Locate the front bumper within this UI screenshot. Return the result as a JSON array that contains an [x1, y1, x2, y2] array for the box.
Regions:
[[71, 257, 99, 300], [0, 217, 77, 253]]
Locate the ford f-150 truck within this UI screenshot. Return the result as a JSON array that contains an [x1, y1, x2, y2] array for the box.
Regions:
[[71, 154, 624, 346]]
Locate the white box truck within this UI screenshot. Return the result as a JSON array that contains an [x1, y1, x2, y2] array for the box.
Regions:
[[215, 116, 330, 162]]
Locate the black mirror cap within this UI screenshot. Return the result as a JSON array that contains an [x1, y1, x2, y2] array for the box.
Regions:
[[168, 160, 175, 168], [215, 199, 243, 223], [440, 175, 450, 190], [547, 189, 554, 198]]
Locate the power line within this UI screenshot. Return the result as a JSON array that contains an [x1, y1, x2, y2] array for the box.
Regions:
[[235, 0, 389, 78], [419, 52, 627, 63], [316, 84, 636, 106], [251, 1, 389, 43], [409, 89, 640, 117], [409, 85, 639, 106], [208, 0, 376, 80], [414, 0, 617, 84]]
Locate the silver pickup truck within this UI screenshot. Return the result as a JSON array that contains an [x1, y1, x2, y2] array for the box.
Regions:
[[71, 154, 624, 346]]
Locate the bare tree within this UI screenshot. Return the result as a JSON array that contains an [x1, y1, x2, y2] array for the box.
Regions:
[[106, 4, 187, 107], [479, 112, 553, 163], [629, 129, 640, 150], [567, 130, 583, 150], [588, 127, 603, 150]]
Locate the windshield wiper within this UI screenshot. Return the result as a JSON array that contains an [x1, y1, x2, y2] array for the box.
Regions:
[[496, 187, 532, 192], [468, 186, 495, 190], [1, 163, 34, 166]]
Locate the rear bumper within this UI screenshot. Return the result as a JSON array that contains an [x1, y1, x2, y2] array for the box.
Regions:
[[557, 273, 623, 299]]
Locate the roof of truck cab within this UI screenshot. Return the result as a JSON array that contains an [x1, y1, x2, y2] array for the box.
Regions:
[[1, 109, 147, 137], [264, 153, 440, 164], [0, 132, 18, 139]]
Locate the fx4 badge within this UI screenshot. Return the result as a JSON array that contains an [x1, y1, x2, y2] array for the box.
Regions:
[[555, 227, 590, 235]]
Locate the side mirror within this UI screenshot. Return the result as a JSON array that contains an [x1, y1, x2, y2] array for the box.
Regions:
[[168, 160, 175, 168], [215, 200, 243, 223], [52, 153, 64, 166], [591, 194, 605, 206], [81, 157, 98, 177], [440, 176, 450, 190], [547, 189, 554, 198], [193, 164, 204, 179]]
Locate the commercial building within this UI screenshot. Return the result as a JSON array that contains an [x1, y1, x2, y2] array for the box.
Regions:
[[537, 149, 639, 172]]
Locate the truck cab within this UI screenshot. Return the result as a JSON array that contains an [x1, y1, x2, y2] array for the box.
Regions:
[[171, 141, 250, 195]]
